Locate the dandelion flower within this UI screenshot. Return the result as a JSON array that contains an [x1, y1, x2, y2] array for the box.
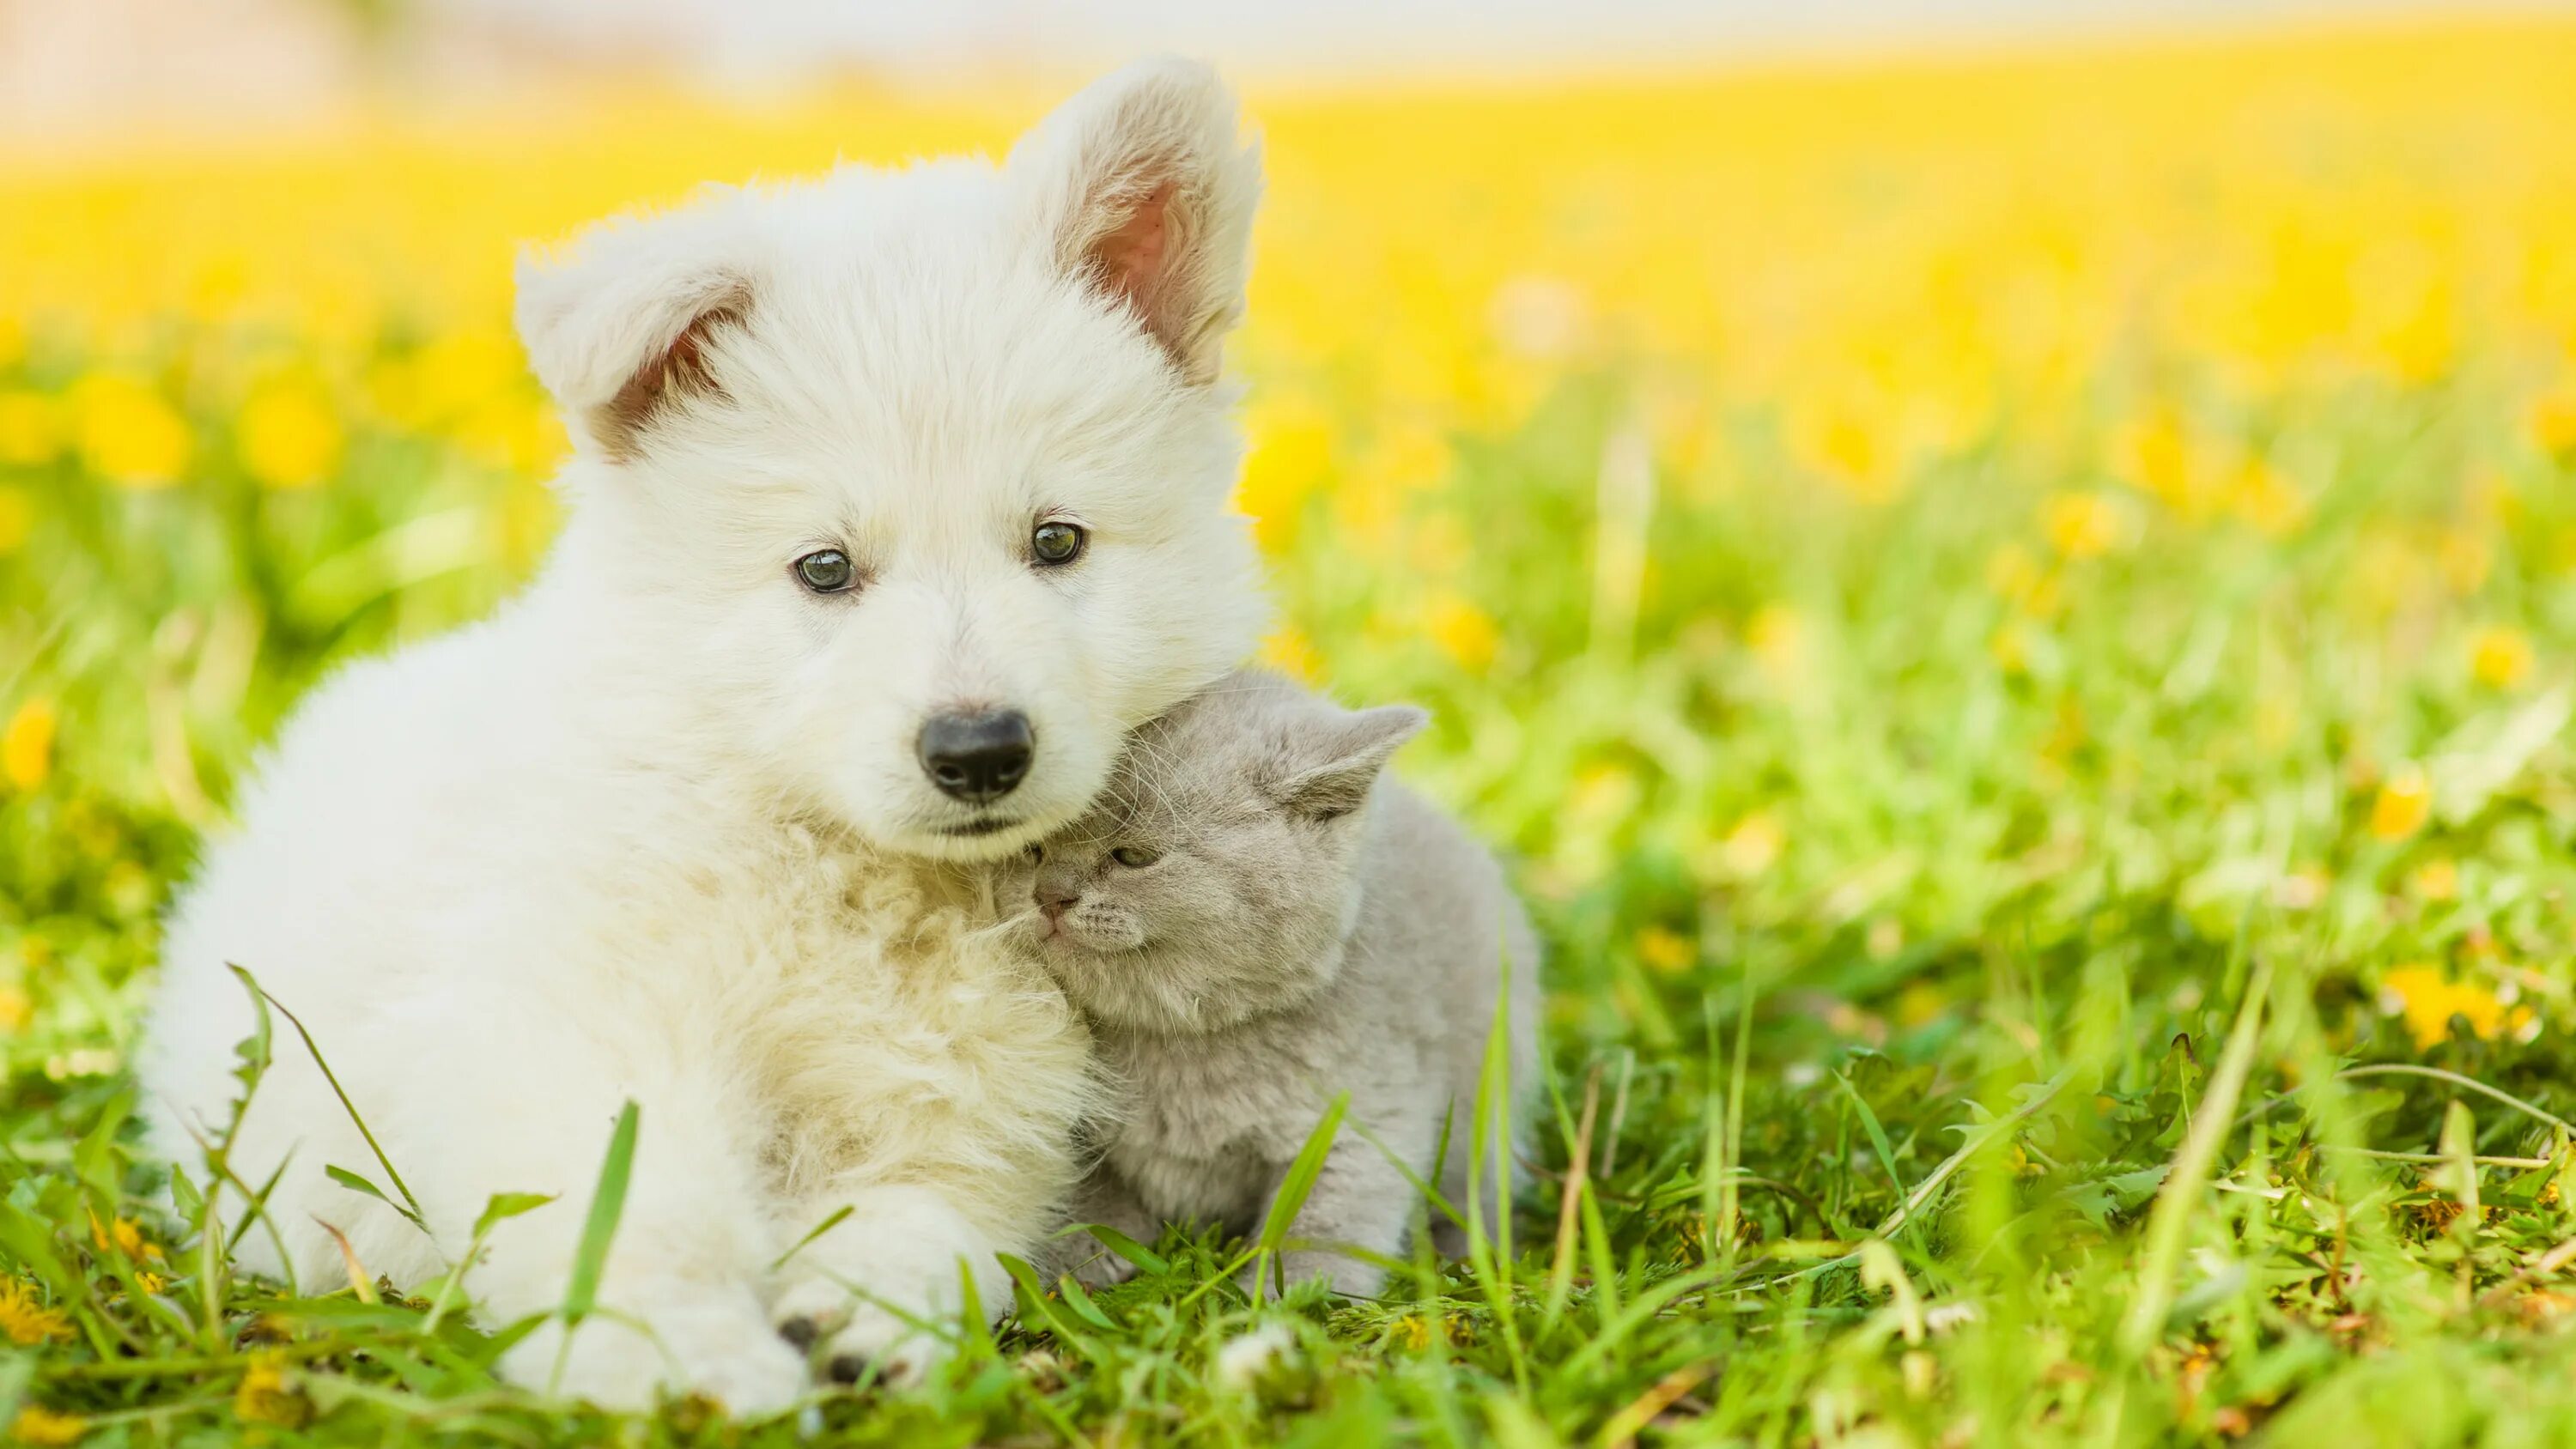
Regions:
[[2043, 490, 2128, 560], [1425, 591, 1500, 672], [2529, 377, 2576, 456], [0, 391, 58, 466], [2368, 766, 2432, 841], [3, 698, 56, 792], [2409, 858, 2461, 902], [1719, 812, 1784, 878], [2380, 966, 2532, 1050], [0, 1279, 70, 1346], [1258, 625, 1322, 683], [70, 375, 190, 488], [234, 1352, 312, 1428], [235, 378, 343, 489], [1635, 925, 1695, 975], [2470, 627, 2534, 689], [1746, 605, 1803, 673], [0, 485, 31, 557], [9, 1406, 84, 1447]]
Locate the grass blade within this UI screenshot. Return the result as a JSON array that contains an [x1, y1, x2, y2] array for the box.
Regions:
[[2117, 958, 2273, 1358], [243, 969, 428, 1233], [1252, 1092, 1349, 1300], [561, 1100, 639, 1330]]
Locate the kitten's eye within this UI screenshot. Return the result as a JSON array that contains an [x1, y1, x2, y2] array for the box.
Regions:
[[1024, 843, 1045, 864], [1110, 846, 1159, 869], [1031, 520, 1086, 567], [793, 549, 857, 594]]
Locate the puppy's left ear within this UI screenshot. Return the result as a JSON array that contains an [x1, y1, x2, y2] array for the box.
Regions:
[[1270, 705, 1429, 822], [1011, 57, 1263, 385]]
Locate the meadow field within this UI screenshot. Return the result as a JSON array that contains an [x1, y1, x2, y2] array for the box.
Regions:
[[6, 15, 2576, 1445]]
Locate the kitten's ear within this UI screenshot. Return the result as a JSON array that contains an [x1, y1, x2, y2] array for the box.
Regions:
[[513, 191, 761, 463], [1009, 57, 1262, 385], [1270, 705, 1429, 821]]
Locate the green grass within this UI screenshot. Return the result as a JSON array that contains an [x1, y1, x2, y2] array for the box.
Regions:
[[4, 333, 2576, 1446]]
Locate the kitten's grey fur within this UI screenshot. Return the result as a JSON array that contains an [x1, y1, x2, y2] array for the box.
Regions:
[[997, 668, 1541, 1296]]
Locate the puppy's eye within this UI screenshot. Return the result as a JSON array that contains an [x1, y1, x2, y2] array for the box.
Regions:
[[1031, 521, 1086, 567], [793, 549, 857, 594], [1110, 846, 1159, 869]]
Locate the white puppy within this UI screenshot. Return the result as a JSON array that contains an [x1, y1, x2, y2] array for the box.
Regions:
[[137, 58, 1267, 1412]]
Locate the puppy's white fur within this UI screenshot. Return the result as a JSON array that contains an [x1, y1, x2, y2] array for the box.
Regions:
[[137, 58, 1265, 1411]]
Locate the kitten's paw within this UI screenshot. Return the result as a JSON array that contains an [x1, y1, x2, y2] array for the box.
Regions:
[[505, 1291, 807, 1416], [1069, 1246, 1141, 1288], [1236, 1250, 1386, 1301], [1040, 1230, 1140, 1288]]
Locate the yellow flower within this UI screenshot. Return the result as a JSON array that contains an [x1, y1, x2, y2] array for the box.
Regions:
[[2042, 490, 2128, 560], [9, 1406, 84, 1447], [1358, 423, 1451, 496], [0, 1279, 70, 1346], [1568, 763, 1640, 822], [0, 987, 29, 1034], [1716, 812, 1784, 879], [2530, 376, 2576, 455], [3, 698, 56, 792], [1425, 591, 1500, 672], [234, 1352, 313, 1428], [2227, 460, 2308, 537], [1789, 402, 1904, 503], [2470, 627, 2534, 689], [0, 485, 31, 556], [2254, 694, 2299, 750], [1746, 604, 1803, 673], [0, 391, 59, 465], [234, 377, 343, 489], [1392, 1313, 1431, 1351], [2114, 407, 2206, 514], [2409, 858, 2461, 902], [1635, 925, 1696, 975], [2368, 766, 2432, 841], [88, 1214, 156, 1261], [1989, 622, 2031, 675], [1983, 542, 2063, 616], [1236, 397, 1334, 551], [2437, 529, 2491, 595], [2379, 965, 2533, 1050], [70, 374, 191, 488], [1258, 624, 1322, 683]]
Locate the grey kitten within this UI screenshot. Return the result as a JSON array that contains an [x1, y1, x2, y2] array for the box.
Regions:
[[998, 668, 1541, 1296]]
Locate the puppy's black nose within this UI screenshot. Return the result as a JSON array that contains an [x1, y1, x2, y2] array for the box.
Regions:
[[918, 709, 1034, 804]]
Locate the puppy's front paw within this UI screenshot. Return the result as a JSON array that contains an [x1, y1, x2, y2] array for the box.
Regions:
[[769, 1186, 1001, 1391], [772, 1275, 954, 1389]]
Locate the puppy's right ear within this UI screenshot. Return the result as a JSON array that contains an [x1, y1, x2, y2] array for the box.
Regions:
[[513, 194, 761, 464]]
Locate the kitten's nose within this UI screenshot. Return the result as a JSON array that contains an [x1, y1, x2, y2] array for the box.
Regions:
[[1036, 890, 1077, 923], [918, 709, 1034, 804]]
